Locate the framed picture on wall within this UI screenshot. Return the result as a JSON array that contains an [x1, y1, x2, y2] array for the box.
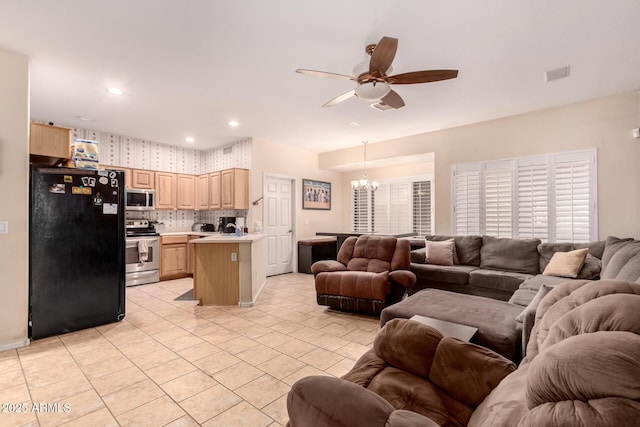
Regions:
[[302, 179, 331, 210]]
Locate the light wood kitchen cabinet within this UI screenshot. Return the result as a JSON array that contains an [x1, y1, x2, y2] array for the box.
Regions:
[[209, 171, 222, 210], [102, 165, 131, 188], [187, 235, 202, 275], [29, 122, 70, 164], [221, 168, 249, 209], [131, 169, 155, 189], [196, 174, 210, 210], [160, 235, 188, 280], [155, 172, 177, 210], [177, 174, 196, 210]]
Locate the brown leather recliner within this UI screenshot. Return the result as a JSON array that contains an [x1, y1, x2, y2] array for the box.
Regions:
[[311, 235, 416, 314]]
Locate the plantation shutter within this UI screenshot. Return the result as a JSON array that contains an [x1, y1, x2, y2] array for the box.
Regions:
[[484, 161, 513, 238], [516, 158, 549, 241], [453, 165, 481, 235], [554, 152, 594, 242], [389, 182, 411, 234], [352, 188, 372, 232], [373, 184, 389, 233], [413, 181, 432, 235], [452, 149, 596, 242]]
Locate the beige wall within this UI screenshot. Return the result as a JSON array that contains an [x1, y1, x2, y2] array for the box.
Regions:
[[249, 138, 344, 243], [321, 91, 640, 239], [0, 48, 30, 349]]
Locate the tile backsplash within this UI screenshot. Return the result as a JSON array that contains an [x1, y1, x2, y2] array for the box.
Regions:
[[67, 125, 252, 230]]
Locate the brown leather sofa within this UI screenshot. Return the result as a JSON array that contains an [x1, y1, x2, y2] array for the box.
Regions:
[[311, 235, 416, 314], [287, 279, 640, 426]]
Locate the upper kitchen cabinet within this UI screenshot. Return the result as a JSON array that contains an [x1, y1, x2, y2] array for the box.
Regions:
[[103, 165, 131, 188], [131, 169, 155, 189], [196, 174, 210, 210], [155, 172, 177, 210], [29, 122, 70, 165], [209, 171, 222, 210], [177, 174, 196, 210], [221, 168, 249, 209]]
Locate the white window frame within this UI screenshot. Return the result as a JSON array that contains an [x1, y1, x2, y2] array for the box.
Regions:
[[451, 149, 597, 243]]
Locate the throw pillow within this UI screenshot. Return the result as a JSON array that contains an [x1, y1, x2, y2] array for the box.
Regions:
[[576, 253, 602, 280], [425, 239, 455, 266], [543, 248, 589, 278], [515, 284, 553, 323]]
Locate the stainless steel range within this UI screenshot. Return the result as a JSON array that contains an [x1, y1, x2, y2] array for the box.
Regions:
[[125, 219, 160, 286]]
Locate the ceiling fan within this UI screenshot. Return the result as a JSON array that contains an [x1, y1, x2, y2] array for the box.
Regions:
[[296, 36, 458, 109]]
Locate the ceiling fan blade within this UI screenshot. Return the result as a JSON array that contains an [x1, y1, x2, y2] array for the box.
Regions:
[[323, 90, 356, 107], [388, 69, 458, 85], [369, 36, 398, 74], [296, 69, 354, 81], [380, 90, 405, 109]]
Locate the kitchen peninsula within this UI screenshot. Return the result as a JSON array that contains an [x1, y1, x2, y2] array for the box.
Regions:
[[191, 234, 266, 306]]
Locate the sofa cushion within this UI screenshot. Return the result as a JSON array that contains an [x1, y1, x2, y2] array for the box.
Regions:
[[424, 240, 455, 266], [315, 271, 390, 301], [600, 236, 640, 281], [373, 318, 442, 379], [426, 235, 482, 266], [410, 264, 478, 285], [344, 235, 398, 273], [410, 248, 426, 264], [542, 248, 588, 279], [430, 338, 516, 408], [469, 269, 532, 293], [480, 236, 541, 274]]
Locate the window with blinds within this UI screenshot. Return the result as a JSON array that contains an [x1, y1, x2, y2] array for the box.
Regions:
[[452, 149, 596, 242], [352, 188, 373, 232], [413, 181, 432, 235], [352, 176, 432, 235]]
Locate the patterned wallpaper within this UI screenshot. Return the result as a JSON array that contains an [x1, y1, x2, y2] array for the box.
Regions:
[[69, 125, 252, 230]]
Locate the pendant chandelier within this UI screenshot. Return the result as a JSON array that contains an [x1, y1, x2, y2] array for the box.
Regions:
[[351, 141, 378, 191]]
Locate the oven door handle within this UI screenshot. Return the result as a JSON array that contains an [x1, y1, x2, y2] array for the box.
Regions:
[[126, 238, 159, 249]]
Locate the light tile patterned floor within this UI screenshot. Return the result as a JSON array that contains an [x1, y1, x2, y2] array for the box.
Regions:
[[0, 273, 380, 426]]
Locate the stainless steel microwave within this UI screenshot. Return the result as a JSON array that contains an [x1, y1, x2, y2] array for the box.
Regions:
[[125, 188, 155, 211]]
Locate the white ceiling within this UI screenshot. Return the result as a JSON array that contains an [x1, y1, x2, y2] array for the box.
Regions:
[[1, 1, 639, 153]]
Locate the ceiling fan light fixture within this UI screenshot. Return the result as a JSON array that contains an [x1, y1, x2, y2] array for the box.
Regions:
[[355, 81, 391, 100]]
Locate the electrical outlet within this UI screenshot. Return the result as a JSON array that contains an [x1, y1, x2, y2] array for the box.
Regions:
[[0, 221, 7, 234], [231, 252, 237, 262]]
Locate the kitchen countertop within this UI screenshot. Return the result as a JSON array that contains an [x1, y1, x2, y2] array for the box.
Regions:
[[190, 233, 265, 243]]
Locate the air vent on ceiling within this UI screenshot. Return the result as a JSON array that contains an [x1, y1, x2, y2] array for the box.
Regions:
[[370, 102, 394, 111], [223, 145, 233, 155], [544, 65, 570, 82]]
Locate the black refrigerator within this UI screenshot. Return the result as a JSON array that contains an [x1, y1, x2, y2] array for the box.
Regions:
[[29, 166, 126, 340]]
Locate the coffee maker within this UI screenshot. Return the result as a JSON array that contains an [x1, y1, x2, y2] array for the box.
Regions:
[[218, 216, 237, 234]]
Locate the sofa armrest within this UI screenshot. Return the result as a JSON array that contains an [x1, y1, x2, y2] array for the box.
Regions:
[[310, 260, 346, 274], [389, 270, 417, 288], [287, 376, 438, 427]]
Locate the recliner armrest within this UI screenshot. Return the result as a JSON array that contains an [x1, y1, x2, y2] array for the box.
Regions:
[[311, 260, 346, 274], [287, 375, 439, 427], [389, 270, 417, 288]]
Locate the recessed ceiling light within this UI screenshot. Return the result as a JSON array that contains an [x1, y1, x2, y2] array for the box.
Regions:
[[77, 115, 93, 122], [107, 87, 124, 95], [185, 137, 195, 143], [228, 120, 239, 127]]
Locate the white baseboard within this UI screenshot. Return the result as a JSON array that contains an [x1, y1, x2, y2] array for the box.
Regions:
[[0, 338, 30, 352], [250, 278, 268, 306]]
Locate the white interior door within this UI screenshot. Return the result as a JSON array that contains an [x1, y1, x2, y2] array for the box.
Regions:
[[265, 176, 293, 276]]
